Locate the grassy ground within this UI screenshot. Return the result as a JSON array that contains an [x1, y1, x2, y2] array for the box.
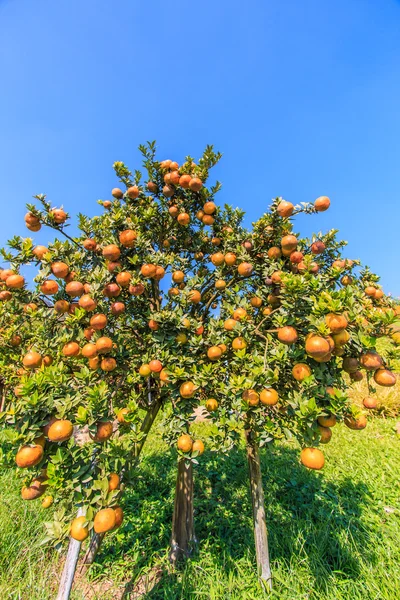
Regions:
[[1, 417, 400, 600]]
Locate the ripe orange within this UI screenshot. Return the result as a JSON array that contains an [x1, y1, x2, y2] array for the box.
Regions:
[[342, 357, 359, 373], [314, 196, 330, 212], [139, 364, 151, 377], [101, 357, 117, 372], [300, 447, 324, 470], [90, 314, 108, 330], [177, 434, 193, 452], [147, 181, 158, 193], [111, 188, 124, 199], [149, 359, 163, 373], [47, 419, 74, 442], [207, 346, 222, 360], [205, 398, 218, 411], [360, 351, 383, 371], [32, 245, 48, 259], [276, 200, 294, 217], [119, 229, 137, 247], [23, 351, 42, 369], [331, 330, 350, 346], [116, 272, 131, 287], [237, 262, 253, 277], [325, 313, 348, 334], [172, 270, 185, 283], [50, 208, 67, 224], [83, 238, 97, 251], [94, 508, 116, 533], [188, 290, 201, 303], [267, 247, 282, 259], [70, 516, 89, 541], [127, 185, 139, 199], [242, 389, 259, 406], [111, 302, 125, 315], [203, 201, 216, 215], [317, 414, 337, 427], [51, 262, 69, 278], [250, 296, 262, 308], [103, 244, 121, 262], [363, 397, 378, 409], [211, 252, 225, 266], [179, 174, 191, 188], [65, 281, 84, 297], [180, 381, 196, 398], [189, 177, 203, 192], [177, 213, 190, 226], [54, 300, 70, 314], [344, 415, 367, 430], [215, 279, 226, 290], [233, 307, 247, 320], [232, 337, 247, 350], [93, 422, 113, 442], [318, 426, 332, 444], [21, 477, 47, 500], [281, 235, 297, 252], [160, 369, 170, 382], [148, 319, 159, 331], [292, 363, 311, 381], [114, 507, 124, 528], [305, 335, 330, 359], [225, 252, 237, 266], [108, 473, 120, 491], [79, 295, 97, 311], [278, 326, 298, 345], [259, 388, 279, 406], [16, 444, 44, 468], [40, 280, 59, 295], [374, 368, 396, 387], [192, 440, 205, 454], [96, 337, 113, 354], [62, 342, 80, 357], [141, 263, 157, 278]]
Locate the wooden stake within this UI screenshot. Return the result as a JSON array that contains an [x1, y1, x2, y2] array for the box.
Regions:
[[245, 430, 272, 589], [56, 508, 84, 600], [169, 458, 195, 566]]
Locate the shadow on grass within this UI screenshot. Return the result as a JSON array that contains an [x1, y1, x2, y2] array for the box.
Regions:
[[91, 443, 373, 599]]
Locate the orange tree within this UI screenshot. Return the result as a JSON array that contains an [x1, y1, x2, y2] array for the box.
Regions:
[[0, 143, 260, 596], [0, 144, 398, 595], [132, 190, 398, 585], [176, 196, 398, 585]]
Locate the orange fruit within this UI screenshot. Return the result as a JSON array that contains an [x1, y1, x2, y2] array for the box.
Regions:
[[70, 516, 89, 541], [259, 389, 278, 406], [300, 447, 324, 470], [94, 508, 116, 533], [177, 434, 193, 452]]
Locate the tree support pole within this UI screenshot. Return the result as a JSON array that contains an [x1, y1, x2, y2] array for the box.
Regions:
[[245, 430, 272, 590], [169, 458, 195, 566], [56, 508, 84, 600]]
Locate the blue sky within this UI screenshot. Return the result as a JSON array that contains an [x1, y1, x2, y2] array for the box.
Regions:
[[1, 0, 399, 295]]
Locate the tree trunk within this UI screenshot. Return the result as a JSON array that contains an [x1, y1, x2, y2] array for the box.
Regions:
[[56, 508, 85, 600], [245, 430, 272, 589], [80, 397, 162, 571], [169, 459, 195, 566]]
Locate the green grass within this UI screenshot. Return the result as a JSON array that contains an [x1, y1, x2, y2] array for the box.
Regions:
[[1, 418, 400, 599]]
